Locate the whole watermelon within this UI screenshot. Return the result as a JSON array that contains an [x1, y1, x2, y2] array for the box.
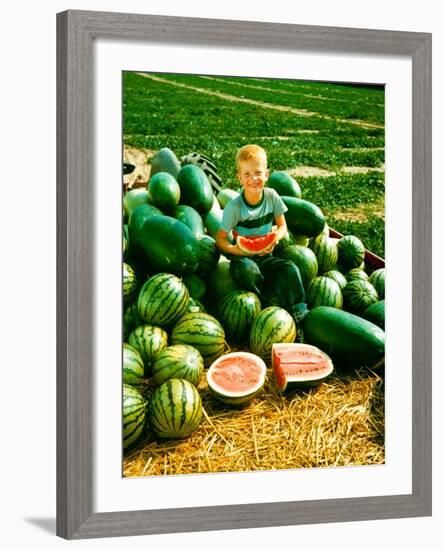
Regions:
[[250, 306, 296, 364], [149, 379, 202, 439], [217, 290, 262, 345], [343, 279, 379, 314], [137, 273, 189, 327], [337, 235, 366, 270], [132, 215, 200, 276], [123, 384, 147, 450], [171, 312, 226, 367], [177, 164, 214, 215]]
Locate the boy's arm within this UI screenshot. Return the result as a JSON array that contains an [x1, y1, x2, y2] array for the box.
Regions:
[[274, 214, 288, 242], [215, 229, 246, 256]]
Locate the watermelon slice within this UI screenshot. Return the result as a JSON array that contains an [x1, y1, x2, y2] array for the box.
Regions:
[[206, 352, 267, 405], [236, 232, 277, 255], [272, 343, 333, 391]]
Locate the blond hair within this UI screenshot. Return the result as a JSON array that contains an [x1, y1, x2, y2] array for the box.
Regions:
[[235, 144, 267, 169]]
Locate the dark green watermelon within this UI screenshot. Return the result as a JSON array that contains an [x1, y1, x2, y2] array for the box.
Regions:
[[177, 164, 214, 215], [132, 215, 200, 276]]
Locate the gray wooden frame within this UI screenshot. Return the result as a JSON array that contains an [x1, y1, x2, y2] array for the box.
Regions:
[[56, 9, 432, 540]]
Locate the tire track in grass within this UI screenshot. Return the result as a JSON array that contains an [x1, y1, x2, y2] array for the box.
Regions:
[[136, 73, 384, 130]]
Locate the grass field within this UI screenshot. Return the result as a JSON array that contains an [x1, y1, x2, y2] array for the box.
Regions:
[[123, 71, 385, 256], [122, 72, 386, 477]]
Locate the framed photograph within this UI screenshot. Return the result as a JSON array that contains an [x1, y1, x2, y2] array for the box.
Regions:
[[57, 10, 432, 539]]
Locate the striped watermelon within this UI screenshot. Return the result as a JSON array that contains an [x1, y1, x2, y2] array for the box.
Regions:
[[322, 269, 347, 290], [306, 276, 343, 309], [151, 345, 204, 386], [181, 296, 206, 317], [346, 268, 369, 283], [197, 235, 220, 276], [127, 324, 168, 376], [123, 262, 138, 300], [123, 343, 145, 385], [309, 236, 338, 274], [281, 245, 318, 289], [123, 384, 147, 450], [149, 379, 202, 439], [171, 312, 226, 367], [137, 273, 189, 327], [337, 235, 365, 270], [217, 290, 262, 345], [249, 306, 296, 364], [369, 268, 385, 299], [343, 280, 379, 315]]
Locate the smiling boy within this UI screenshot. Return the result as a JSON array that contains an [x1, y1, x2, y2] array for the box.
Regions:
[[215, 144, 307, 327]]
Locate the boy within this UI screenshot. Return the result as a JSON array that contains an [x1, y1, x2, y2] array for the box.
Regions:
[[215, 144, 307, 327]]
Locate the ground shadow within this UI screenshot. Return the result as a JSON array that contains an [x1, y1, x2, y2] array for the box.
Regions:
[[24, 517, 56, 535]]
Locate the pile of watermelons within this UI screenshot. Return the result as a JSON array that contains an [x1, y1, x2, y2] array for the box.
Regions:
[[122, 148, 385, 452]]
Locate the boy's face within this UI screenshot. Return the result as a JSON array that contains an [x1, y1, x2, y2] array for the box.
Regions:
[[237, 158, 269, 196]]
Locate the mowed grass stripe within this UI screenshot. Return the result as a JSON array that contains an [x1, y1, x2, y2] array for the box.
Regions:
[[249, 77, 384, 103], [156, 73, 384, 125], [201, 75, 384, 109], [136, 73, 383, 130]]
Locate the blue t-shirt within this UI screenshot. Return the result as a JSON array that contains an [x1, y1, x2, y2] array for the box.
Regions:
[[220, 187, 287, 237]]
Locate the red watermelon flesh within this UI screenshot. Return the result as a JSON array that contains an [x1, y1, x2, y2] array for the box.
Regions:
[[272, 343, 333, 391], [206, 352, 266, 405], [236, 232, 277, 255]]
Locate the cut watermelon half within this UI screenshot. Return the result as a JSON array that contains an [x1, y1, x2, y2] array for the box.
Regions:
[[272, 343, 333, 392], [206, 351, 267, 405], [236, 232, 277, 255]]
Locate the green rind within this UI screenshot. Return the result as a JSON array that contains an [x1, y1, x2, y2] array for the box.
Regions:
[[281, 196, 326, 238], [342, 279, 379, 315], [148, 172, 181, 213], [177, 164, 214, 215], [137, 273, 189, 327], [369, 268, 385, 299], [362, 299, 385, 330], [173, 204, 206, 239], [281, 244, 318, 289], [151, 345, 204, 386], [123, 262, 138, 299], [123, 343, 145, 385], [217, 290, 262, 345], [322, 269, 347, 290], [132, 215, 200, 276], [171, 312, 226, 367], [309, 236, 338, 274], [267, 171, 302, 198], [306, 276, 343, 309], [127, 324, 168, 376], [249, 306, 296, 364], [149, 379, 202, 439], [302, 306, 385, 368], [346, 268, 369, 282], [217, 188, 239, 208], [123, 384, 147, 450], [197, 235, 221, 276], [337, 235, 366, 271]]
